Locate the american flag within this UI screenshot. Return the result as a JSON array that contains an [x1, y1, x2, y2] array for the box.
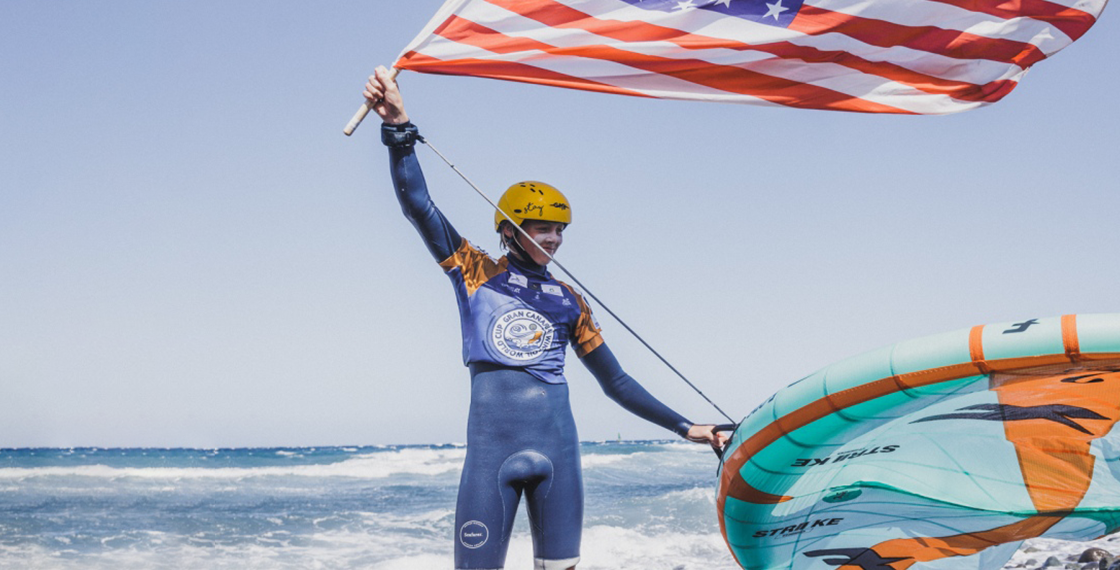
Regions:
[[393, 0, 1107, 114]]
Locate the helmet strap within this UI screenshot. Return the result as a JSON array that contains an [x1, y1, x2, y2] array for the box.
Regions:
[[507, 229, 531, 262], [500, 222, 541, 268]]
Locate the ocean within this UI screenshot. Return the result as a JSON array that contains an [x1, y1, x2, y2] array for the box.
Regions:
[[0, 441, 740, 569], [3, 442, 1113, 570]]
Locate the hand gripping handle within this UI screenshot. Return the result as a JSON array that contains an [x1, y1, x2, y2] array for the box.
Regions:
[[711, 424, 739, 460], [344, 67, 400, 136]]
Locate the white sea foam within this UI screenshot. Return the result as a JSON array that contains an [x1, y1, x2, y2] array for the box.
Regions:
[[660, 485, 718, 505], [23, 523, 739, 570], [370, 553, 449, 570], [579, 525, 740, 569], [0, 448, 466, 481], [0, 443, 711, 483], [357, 508, 455, 532], [579, 453, 628, 467], [0, 531, 397, 570]]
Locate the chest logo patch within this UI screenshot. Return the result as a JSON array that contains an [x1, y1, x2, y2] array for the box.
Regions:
[[492, 309, 555, 361]]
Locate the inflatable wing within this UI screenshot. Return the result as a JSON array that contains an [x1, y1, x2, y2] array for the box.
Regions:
[[718, 313, 1120, 569], [394, 0, 1109, 114]]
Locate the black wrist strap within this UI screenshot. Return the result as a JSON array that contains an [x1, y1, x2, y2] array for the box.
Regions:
[[381, 122, 420, 148]]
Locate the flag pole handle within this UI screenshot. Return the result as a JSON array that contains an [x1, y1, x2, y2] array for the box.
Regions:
[[344, 67, 400, 137]]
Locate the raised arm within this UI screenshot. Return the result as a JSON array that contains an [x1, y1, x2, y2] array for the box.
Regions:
[[365, 67, 462, 262]]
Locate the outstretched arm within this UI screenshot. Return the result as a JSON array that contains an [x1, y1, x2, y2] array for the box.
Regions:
[[581, 343, 726, 446], [582, 342, 691, 437], [364, 67, 462, 262]]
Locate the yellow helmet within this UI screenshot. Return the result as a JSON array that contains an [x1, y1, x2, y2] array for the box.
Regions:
[[494, 181, 572, 231]]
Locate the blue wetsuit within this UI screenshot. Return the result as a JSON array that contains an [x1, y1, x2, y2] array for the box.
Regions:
[[383, 122, 693, 570]]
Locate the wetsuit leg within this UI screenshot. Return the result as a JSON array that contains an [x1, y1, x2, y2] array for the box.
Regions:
[[455, 364, 583, 569], [524, 439, 582, 569], [454, 446, 523, 568]]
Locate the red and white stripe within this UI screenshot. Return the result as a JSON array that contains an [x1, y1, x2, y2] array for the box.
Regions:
[[394, 0, 1106, 114]]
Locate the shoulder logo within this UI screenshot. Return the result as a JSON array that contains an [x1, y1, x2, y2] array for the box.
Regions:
[[508, 273, 528, 288], [491, 309, 555, 361], [542, 284, 563, 296]]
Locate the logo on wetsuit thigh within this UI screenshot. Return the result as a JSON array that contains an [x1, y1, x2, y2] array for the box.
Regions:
[[460, 520, 489, 549], [491, 309, 555, 361]]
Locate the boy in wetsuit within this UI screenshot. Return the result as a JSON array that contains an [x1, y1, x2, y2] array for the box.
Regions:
[[365, 66, 726, 570]]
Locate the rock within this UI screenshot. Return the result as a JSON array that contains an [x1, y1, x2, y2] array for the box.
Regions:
[[1043, 557, 1063, 568], [1083, 549, 1113, 563]]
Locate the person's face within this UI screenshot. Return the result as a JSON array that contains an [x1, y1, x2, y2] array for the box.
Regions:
[[510, 220, 565, 265]]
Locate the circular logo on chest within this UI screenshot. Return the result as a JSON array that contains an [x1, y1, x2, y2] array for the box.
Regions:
[[460, 520, 489, 549], [491, 309, 555, 361]]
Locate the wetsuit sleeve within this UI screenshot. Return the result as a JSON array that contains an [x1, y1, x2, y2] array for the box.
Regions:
[[384, 122, 462, 263], [580, 343, 693, 437]]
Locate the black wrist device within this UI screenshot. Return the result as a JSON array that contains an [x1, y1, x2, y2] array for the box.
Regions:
[[381, 122, 420, 148]]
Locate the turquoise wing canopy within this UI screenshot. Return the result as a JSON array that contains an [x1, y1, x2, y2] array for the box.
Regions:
[[717, 313, 1120, 569]]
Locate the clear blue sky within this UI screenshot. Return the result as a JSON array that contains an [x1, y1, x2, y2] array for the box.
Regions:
[[2, 1, 1117, 448]]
